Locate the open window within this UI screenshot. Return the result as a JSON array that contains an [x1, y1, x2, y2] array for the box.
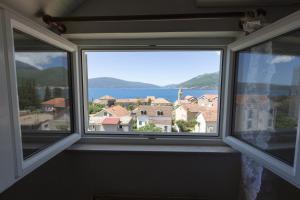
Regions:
[[222, 10, 300, 188], [0, 8, 81, 192], [82, 50, 223, 136]]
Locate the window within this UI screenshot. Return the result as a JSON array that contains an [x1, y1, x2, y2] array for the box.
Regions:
[[157, 111, 163, 116], [248, 110, 253, 119], [84, 50, 222, 135], [232, 29, 300, 166], [13, 29, 73, 159], [141, 110, 147, 115]]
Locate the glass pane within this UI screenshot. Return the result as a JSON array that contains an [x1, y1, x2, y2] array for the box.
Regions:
[[85, 51, 222, 136], [233, 30, 300, 166], [13, 29, 73, 159]]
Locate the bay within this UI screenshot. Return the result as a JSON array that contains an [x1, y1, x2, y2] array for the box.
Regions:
[[88, 88, 218, 102]]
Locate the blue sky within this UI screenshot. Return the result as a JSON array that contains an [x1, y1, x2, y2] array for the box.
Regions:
[[86, 51, 221, 86], [238, 52, 300, 86]]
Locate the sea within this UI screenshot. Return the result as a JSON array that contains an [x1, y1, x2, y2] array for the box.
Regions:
[[88, 88, 218, 102]]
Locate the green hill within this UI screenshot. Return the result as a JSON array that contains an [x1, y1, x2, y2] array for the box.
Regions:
[[88, 77, 160, 88], [177, 72, 219, 89], [16, 61, 68, 87]]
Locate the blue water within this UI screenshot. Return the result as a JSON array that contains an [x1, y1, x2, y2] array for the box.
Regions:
[[88, 88, 218, 102]]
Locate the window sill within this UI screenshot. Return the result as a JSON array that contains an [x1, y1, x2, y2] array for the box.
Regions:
[[68, 136, 237, 153]]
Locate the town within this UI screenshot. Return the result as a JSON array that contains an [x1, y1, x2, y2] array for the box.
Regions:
[[88, 88, 219, 133]]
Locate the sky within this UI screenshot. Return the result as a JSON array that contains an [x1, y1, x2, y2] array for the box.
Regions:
[[238, 52, 300, 86], [86, 51, 221, 86], [15, 52, 68, 70]]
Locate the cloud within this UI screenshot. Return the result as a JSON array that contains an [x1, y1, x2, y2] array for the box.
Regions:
[[15, 52, 66, 69], [270, 55, 295, 64]]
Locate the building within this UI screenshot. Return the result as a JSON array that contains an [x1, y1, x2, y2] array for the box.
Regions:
[[234, 95, 276, 132], [93, 95, 116, 106], [184, 95, 198, 103], [134, 105, 172, 132], [198, 94, 218, 107], [194, 110, 218, 133], [41, 98, 67, 112], [88, 105, 132, 132], [175, 103, 207, 121], [151, 98, 172, 106], [115, 98, 147, 108]]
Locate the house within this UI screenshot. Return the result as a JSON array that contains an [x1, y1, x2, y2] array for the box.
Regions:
[[234, 95, 276, 132], [134, 105, 172, 132], [175, 103, 207, 121], [93, 95, 116, 106], [115, 98, 147, 108], [198, 94, 218, 107], [184, 95, 198, 103], [88, 105, 132, 132], [151, 98, 172, 106], [41, 98, 67, 112], [195, 110, 218, 133]]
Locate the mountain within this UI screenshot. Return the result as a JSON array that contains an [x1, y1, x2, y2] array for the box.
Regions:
[[166, 72, 219, 89], [178, 72, 219, 89], [16, 60, 68, 87], [89, 72, 219, 89], [88, 77, 160, 88]]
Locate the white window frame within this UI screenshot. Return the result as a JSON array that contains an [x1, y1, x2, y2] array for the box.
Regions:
[[0, 7, 82, 192], [81, 47, 224, 139], [221, 10, 300, 188]]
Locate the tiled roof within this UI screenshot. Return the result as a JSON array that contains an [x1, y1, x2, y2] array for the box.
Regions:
[[41, 98, 66, 108], [181, 103, 207, 113], [149, 118, 172, 125], [100, 95, 115, 100], [201, 111, 218, 122], [105, 105, 129, 117], [199, 94, 218, 102], [116, 98, 145, 103], [152, 98, 171, 104], [102, 117, 120, 125], [135, 105, 172, 117]]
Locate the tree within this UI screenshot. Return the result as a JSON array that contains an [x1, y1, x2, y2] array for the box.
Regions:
[[18, 79, 40, 110], [176, 119, 197, 132], [136, 123, 162, 132], [53, 87, 63, 98], [44, 86, 52, 101], [137, 99, 142, 106], [275, 113, 297, 129], [88, 103, 104, 114], [128, 104, 134, 111], [147, 98, 152, 105]]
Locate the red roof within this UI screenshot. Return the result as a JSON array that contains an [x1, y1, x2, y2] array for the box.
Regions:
[[102, 117, 120, 125], [41, 98, 66, 108]]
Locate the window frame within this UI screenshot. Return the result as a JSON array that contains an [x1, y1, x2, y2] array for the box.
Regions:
[[2, 9, 82, 179], [81, 47, 225, 139], [222, 10, 300, 188]]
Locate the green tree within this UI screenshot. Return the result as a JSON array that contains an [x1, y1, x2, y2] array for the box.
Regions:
[[53, 87, 63, 98], [176, 119, 197, 132], [88, 103, 104, 114], [136, 123, 162, 132], [18, 79, 40, 110], [44, 86, 52, 101], [128, 104, 134, 111], [275, 113, 297, 129]]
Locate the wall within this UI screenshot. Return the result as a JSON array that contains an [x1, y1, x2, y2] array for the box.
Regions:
[[0, 150, 241, 200]]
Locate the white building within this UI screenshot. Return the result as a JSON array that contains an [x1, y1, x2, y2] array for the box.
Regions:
[[134, 105, 172, 132]]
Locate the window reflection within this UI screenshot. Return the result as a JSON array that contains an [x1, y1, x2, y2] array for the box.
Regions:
[[13, 29, 73, 159], [233, 31, 300, 166]]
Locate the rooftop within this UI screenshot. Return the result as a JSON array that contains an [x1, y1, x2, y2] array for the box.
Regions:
[[41, 98, 66, 108], [101, 117, 120, 125]]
